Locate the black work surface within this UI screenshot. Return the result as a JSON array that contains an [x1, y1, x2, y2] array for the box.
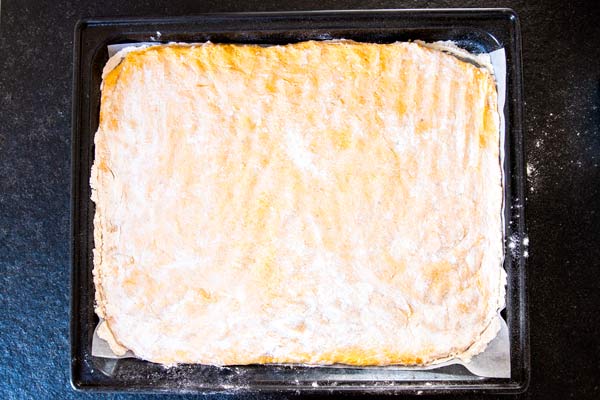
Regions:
[[0, 1, 598, 399]]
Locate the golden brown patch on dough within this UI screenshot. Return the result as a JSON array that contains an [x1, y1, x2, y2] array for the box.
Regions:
[[424, 261, 455, 301]]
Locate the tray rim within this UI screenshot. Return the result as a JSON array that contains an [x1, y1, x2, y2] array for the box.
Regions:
[[70, 7, 528, 394]]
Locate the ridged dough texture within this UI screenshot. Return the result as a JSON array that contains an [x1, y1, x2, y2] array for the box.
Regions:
[[91, 41, 505, 366]]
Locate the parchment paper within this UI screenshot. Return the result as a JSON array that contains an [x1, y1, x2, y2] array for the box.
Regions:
[[92, 42, 509, 379]]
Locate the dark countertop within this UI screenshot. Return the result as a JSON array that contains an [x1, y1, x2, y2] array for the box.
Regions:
[[0, 1, 598, 399]]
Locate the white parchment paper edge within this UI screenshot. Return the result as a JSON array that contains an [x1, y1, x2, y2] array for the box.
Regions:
[[92, 42, 509, 379]]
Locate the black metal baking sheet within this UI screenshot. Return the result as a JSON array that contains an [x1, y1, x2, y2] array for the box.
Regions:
[[71, 8, 528, 394]]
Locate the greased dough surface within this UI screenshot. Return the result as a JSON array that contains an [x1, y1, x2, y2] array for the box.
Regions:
[[91, 41, 505, 366]]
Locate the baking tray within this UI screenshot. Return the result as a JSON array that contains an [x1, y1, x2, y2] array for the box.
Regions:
[[71, 9, 528, 394]]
